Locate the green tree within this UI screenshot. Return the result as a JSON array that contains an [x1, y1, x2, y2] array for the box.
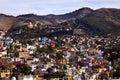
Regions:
[[58, 64, 67, 70], [20, 64, 31, 75], [0, 65, 7, 70], [113, 66, 120, 77], [56, 52, 64, 60]]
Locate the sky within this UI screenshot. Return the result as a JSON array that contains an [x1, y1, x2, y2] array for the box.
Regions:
[[0, 0, 120, 16]]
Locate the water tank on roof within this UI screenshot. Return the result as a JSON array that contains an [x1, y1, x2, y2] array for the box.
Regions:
[[39, 38, 46, 42]]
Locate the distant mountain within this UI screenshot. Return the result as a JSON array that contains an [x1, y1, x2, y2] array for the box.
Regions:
[[0, 14, 15, 30], [82, 8, 120, 35], [15, 7, 93, 25], [61, 8, 120, 35], [0, 7, 120, 36]]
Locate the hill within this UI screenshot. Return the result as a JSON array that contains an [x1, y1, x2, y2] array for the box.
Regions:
[[0, 14, 15, 30], [61, 8, 120, 35], [0, 7, 120, 37]]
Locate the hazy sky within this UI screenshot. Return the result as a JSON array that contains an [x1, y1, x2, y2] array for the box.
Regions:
[[0, 0, 120, 16]]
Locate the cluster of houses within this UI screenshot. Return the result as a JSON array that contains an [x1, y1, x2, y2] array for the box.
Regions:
[[0, 30, 120, 80]]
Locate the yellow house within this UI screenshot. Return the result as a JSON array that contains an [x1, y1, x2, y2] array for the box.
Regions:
[[0, 70, 10, 78]]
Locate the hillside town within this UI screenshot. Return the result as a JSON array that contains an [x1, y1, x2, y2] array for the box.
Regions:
[[0, 29, 120, 80]]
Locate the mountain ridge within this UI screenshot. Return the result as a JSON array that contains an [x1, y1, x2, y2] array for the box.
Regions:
[[0, 7, 120, 36]]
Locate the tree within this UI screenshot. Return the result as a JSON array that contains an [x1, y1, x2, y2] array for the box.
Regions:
[[56, 52, 64, 60], [113, 66, 120, 78], [20, 64, 31, 75], [0, 65, 7, 70], [37, 23, 41, 27], [58, 64, 67, 70]]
